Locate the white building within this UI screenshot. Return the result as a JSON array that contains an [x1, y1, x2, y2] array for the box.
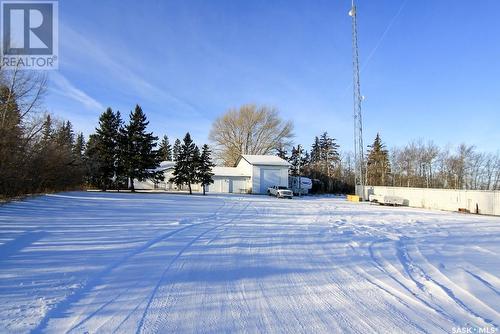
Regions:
[[233, 155, 290, 194], [134, 154, 290, 194]]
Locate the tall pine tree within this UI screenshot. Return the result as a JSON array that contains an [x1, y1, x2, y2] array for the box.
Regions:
[[94, 107, 121, 191], [366, 133, 391, 186], [84, 134, 102, 187], [310, 136, 321, 163], [198, 144, 215, 195], [73, 133, 86, 161], [288, 145, 305, 176], [121, 105, 163, 191], [170, 132, 199, 194], [113, 111, 128, 189], [304, 132, 342, 192], [41, 115, 53, 142], [158, 135, 173, 161], [173, 138, 181, 161], [319, 131, 340, 177]]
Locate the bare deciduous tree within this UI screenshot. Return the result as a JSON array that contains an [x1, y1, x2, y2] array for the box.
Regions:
[[0, 63, 86, 199], [0, 64, 47, 125], [385, 140, 499, 191], [209, 104, 293, 166]]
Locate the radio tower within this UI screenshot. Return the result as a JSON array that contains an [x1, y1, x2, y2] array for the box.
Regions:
[[349, 0, 365, 196]]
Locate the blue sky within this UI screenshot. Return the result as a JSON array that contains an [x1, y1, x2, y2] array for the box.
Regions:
[[47, 0, 500, 153]]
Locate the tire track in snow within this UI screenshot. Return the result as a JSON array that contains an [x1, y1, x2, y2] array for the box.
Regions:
[[359, 241, 450, 332], [32, 199, 230, 333], [463, 269, 500, 296], [318, 223, 402, 331], [137, 201, 251, 333], [261, 203, 354, 332], [253, 220, 298, 332], [74, 201, 240, 334], [396, 238, 498, 327], [319, 211, 440, 332], [237, 200, 326, 332], [293, 206, 352, 332], [368, 239, 455, 326], [136, 202, 251, 334]]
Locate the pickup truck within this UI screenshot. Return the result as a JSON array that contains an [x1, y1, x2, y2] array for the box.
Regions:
[[267, 186, 293, 199]]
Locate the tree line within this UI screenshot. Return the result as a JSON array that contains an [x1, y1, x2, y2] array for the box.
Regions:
[[364, 135, 500, 190], [279, 132, 500, 193], [206, 104, 500, 193], [0, 71, 215, 199], [277, 132, 354, 194], [2, 68, 497, 200], [0, 67, 88, 199], [84, 106, 215, 195]]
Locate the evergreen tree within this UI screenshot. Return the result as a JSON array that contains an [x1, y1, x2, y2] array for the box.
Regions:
[[318, 132, 340, 177], [303, 132, 342, 193], [72, 132, 86, 183], [41, 115, 53, 142], [36, 116, 57, 191], [158, 135, 173, 161], [173, 138, 181, 161], [288, 145, 305, 176], [366, 133, 391, 186], [0, 70, 100, 198], [198, 144, 215, 195], [54, 121, 81, 189], [170, 132, 199, 194], [0, 85, 23, 197], [56, 121, 75, 149], [73, 132, 86, 160], [94, 107, 121, 191], [121, 105, 163, 191], [301, 151, 311, 175], [84, 134, 102, 187], [113, 111, 129, 189], [301, 150, 310, 168], [310, 136, 321, 163]]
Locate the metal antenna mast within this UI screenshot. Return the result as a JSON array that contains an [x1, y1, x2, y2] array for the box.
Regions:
[[349, 0, 365, 196]]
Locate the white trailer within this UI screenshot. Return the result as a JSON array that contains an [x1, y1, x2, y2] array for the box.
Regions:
[[369, 194, 405, 206], [289, 176, 313, 195]]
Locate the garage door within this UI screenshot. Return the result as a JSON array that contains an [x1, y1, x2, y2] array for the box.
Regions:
[[230, 178, 247, 193], [208, 178, 229, 193], [260, 169, 281, 193]]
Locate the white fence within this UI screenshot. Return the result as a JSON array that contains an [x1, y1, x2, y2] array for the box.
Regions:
[[356, 185, 500, 216]]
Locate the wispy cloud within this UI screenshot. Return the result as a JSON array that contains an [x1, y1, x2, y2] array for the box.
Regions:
[[60, 22, 204, 118], [50, 72, 104, 111]]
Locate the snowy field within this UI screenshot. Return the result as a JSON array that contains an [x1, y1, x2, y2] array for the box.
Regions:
[[0, 192, 499, 333]]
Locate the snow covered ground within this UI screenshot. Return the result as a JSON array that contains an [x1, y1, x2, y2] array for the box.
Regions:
[[0, 192, 499, 333]]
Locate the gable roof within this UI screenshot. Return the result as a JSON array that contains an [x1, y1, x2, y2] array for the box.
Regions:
[[238, 154, 290, 167], [156, 161, 176, 171]]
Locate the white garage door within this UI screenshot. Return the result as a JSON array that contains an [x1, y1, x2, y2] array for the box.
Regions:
[[208, 178, 229, 193], [230, 178, 247, 193], [260, 168, 281, 193]]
